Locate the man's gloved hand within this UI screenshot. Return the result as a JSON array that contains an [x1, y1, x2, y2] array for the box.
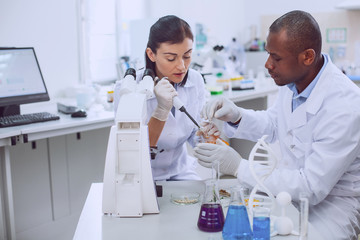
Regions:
[[201, 97, 242, 123], [152, 78, 177, 121], [193, 138, 241, 177], [197, 121, 220, 137]]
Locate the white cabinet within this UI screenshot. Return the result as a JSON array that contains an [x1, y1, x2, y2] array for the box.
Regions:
[[10, 139, 52, 233], [9, 127, 110, 239], [66, 128, 110, 212]]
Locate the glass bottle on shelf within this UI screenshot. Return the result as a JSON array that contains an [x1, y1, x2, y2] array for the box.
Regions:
[[197, 179, 225, 232], [222, 186, 253, 239]]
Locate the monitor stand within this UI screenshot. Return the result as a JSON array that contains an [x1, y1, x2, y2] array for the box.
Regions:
[[0, 105, 20, 117]]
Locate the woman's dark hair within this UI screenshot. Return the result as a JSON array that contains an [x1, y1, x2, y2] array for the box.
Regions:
[[145, 15, 193, 86]]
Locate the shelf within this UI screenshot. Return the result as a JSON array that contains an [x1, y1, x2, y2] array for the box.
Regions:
[[336, 0, 360, 10]]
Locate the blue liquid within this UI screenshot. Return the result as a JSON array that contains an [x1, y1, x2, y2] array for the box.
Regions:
[[253, 216, 270, 240], [222, 205, 253, 240]]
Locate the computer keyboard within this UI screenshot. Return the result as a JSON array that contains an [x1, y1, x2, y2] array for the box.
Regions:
[[0, 112, 60, 128]]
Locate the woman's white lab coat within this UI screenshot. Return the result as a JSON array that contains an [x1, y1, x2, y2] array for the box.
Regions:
[[224, 54, 360, 239], [114, 69, 206, 181]]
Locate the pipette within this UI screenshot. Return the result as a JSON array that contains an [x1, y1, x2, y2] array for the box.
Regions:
[[155, 77, 201, 129], [173, 97, 201, 129]]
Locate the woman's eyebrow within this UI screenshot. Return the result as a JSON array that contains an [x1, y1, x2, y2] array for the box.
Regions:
[[184, 49, 192, 54], [163, 49, 192, 55], [163, 52, 177, 56]]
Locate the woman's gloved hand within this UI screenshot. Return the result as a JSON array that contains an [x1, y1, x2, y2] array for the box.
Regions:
[[193, 138, 241, 177], [201, 97, 242, 123], [152, 78, 177, 121]]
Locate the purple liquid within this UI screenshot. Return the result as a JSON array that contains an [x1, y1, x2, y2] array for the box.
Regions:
[[197, 203, 225, 232]]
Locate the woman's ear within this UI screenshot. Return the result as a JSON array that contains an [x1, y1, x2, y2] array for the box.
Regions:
[[146, 48, 156, 62]]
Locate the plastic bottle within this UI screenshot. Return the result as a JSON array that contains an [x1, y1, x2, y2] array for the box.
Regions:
[[222, 186, 253, 239]]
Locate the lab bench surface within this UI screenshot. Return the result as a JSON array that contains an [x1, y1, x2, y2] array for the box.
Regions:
[[74, 180, 323, 240]]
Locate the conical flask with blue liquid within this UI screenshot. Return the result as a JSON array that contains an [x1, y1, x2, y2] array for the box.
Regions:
[[222, 186, 253, 239]]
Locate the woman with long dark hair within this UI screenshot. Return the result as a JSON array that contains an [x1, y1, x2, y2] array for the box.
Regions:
[[115, 15, 207, 180]]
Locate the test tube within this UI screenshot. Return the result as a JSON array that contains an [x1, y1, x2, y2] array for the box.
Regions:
[[299, 192, 309, 240], [211, 160, 220, 182]]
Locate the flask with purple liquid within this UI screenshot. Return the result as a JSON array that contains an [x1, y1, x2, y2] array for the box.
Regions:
[[197, 179, 225, 232]]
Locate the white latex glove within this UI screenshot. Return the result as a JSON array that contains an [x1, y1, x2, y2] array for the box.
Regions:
[[201, 97, 241, 123], [152, 78, 178, 121], [193, 138, 241, 177], [198, 121, 220, 137]]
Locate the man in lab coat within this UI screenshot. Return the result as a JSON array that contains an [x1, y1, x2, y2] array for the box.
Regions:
[[194, 10, 360, 239]]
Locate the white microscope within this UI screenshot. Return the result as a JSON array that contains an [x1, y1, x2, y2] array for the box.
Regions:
[[102, 68, 160, 217]]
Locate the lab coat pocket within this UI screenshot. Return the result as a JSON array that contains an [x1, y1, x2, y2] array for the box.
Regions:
[[290, 136, 312, 165]]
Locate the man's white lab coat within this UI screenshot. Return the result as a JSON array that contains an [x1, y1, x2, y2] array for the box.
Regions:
[[225, 54, 360, 239]]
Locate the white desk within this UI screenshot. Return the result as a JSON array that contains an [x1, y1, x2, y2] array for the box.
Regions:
[[74, 180, 322, 240], [0, 105, 114, 240]]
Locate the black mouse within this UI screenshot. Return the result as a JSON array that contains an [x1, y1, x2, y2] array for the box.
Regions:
[[71, 109, 87, 118]]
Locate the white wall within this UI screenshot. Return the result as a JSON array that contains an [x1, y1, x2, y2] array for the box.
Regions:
[[243, 0, 345, 39], [0, 0, 351, 97], [0, 0, 80, 98], [147, 0, 345, 47], [147, 0, 246, 46]]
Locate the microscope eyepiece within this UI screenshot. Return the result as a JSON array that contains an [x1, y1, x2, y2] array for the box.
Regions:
[[124, 68, 136, 78], [143, 68, 155, 80]]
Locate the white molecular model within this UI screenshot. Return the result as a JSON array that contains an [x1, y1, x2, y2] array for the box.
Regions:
[[247, 136, 298, 236], [272, 191, 298, 236], [248, 135, 278, 219]]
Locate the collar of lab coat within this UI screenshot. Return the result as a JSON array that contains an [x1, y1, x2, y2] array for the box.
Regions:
[[285, 53, 332, 131]]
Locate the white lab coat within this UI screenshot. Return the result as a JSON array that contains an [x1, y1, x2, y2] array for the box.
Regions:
[[114, 69, 206, 181], [224, 54, 360, 239]]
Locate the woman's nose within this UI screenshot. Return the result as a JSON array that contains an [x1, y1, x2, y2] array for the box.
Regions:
[[176, 59, 185, 70]]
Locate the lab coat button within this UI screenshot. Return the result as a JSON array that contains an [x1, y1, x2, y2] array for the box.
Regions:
[[290, 144, 295, 149]]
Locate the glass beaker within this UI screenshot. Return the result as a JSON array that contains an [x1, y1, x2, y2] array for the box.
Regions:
[[253, 207, 270, 240], [196, 128, 218, 144], [196, 131, 229, 145], [222, 186, 253, 240], [197, 179, 225, 232]]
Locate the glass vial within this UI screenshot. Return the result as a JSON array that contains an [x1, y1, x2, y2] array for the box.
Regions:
[[197, 179, 225, 232], [299, 192, 309, 240], [253, 207, 270, 240], [222, 186, 253, 240]]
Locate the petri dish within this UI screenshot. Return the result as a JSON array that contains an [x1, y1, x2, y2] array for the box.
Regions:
[[171, 192, 200, 205]]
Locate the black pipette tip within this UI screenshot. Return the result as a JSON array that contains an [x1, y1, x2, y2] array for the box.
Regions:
[[183, 109, 201, 129]]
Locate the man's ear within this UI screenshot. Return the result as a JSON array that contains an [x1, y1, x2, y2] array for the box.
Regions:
[[300, 49, 315, 66], [146, 48, 156, 62]]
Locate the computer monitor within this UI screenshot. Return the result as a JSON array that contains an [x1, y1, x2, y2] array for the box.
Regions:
[[0, 47, 50, 117]]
